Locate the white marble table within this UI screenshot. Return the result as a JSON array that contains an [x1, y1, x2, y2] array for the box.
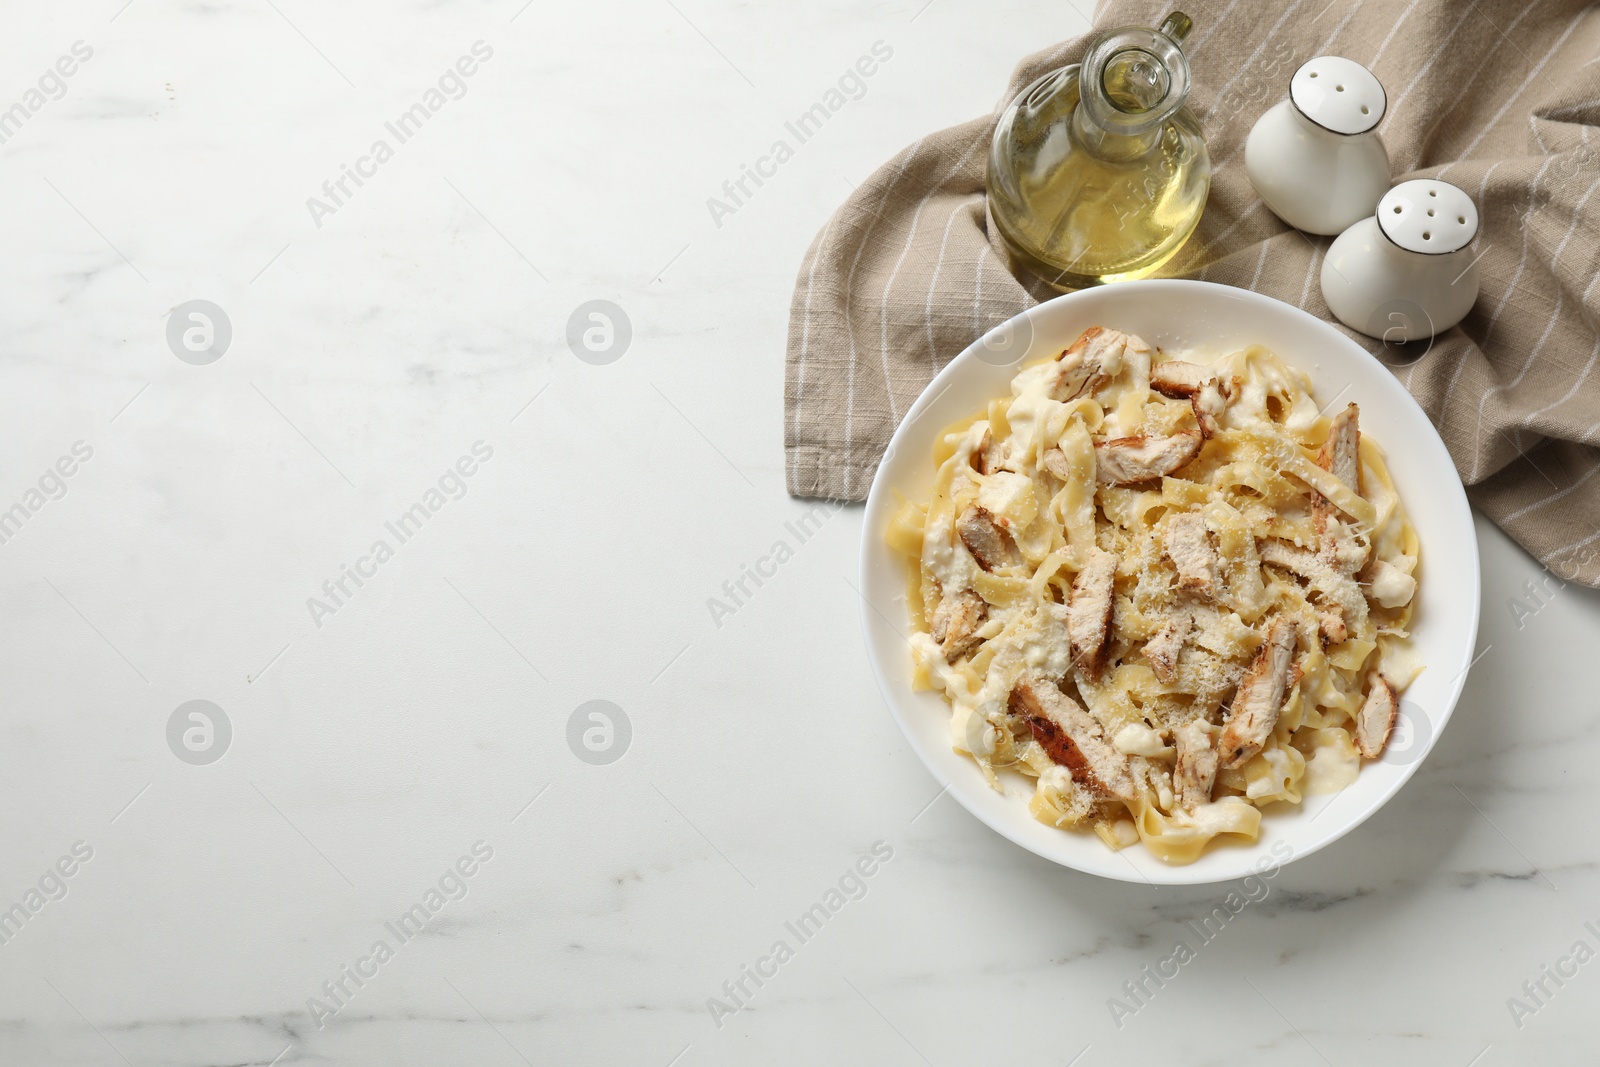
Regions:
[[3, 1, 1598, 1064]]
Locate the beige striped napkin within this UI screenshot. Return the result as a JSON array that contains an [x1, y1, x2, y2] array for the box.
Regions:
[[786, 0, 1600, 586]]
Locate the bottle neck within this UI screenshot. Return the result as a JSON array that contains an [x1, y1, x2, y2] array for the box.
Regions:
[[1073, 15, 1192, 160], [1072, 93, 1162, 162]]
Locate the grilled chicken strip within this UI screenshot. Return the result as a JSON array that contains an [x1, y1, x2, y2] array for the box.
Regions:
[[971, 427, 1009, 475], [1048, 326, 1125, 402], [1040, 446, 1073, 483], [956, 505, 1018, 572], [1172, 719, 1219, 810], [1318, 403, 1362, 494], [1313, 404, 1369, 571], [1355, 671, 1399, 758], [1068, 547, 1118, 676], [1218, 617, 1298, 769], [931, 587, 987, 662], [1191, 380, 1229, 438], [1149, 360, 1213, 397], [1164, 513, 1218, 596], [1145, 607, 1192, 683], [1258, 538, 1368, 632], [1009, 673, 1136, 801], [1150, 361, 1231, 437], [1317, 609, 1348, 646], [1094, 432, 1203, 484]]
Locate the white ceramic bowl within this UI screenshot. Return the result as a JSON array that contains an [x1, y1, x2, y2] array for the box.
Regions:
[[859, 280, 1479, 885]]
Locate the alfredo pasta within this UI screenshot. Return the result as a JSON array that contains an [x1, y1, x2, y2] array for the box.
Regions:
[[887, 328, 1421, 864]]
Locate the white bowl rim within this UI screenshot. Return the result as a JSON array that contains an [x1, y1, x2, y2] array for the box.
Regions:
[[858, 279, 1481, 886]]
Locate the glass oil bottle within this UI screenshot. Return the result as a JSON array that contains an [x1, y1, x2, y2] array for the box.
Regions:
[[987, 13, 1210, 289]]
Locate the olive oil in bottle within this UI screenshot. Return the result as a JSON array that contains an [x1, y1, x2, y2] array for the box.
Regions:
[[988, 13, 1210, 289]]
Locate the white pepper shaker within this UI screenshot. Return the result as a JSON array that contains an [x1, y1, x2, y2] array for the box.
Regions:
[[1245, 56, 1390, 235], [1321, 178, 1481, 342]]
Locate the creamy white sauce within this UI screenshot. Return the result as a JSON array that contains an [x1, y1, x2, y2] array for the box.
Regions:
[[1114, 723, 1172, 758], [1176, 796, 1258, 835], [1369, 558, 1416, 608], [950, 703, 996, 756], [921, 511, 974, 595], [909, 632, 995, 757], [1302, 732, 1361, 794], [1002, 363, 1063, 467], [1245, 745, 1298, 802], [910, 633, 970, 700], [1227, 351, 1319, 434]]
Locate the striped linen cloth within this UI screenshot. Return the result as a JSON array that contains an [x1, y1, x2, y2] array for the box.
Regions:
[[785, 0, 1600, 585]]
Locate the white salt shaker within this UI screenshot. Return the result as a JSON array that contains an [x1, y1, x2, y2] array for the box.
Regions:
[[1320, 179, 1481, 342], [1245, 56, 1390, 235]]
